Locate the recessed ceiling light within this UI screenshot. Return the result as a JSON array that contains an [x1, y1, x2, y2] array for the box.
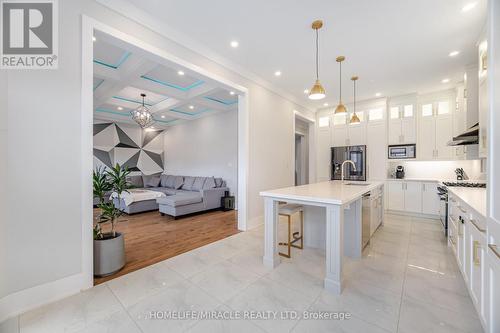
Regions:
[[229, 91, 235, 95], [323, 103, 329, 107], [303, 89, 309, 94], [117, 106, 123, 111], [230, 40, 239, 48], [189, 105, 194, 110], [92, 36, 96, 42], [161, 115, 165, 118], [274, 71, 282, 77], [442, 78, 450, 83], [449, 50, 460, 57], [177, 70, 185, 76], [462, 2, 477, 12], [375, 93, 381, 97], [150, 127, 155, 130]]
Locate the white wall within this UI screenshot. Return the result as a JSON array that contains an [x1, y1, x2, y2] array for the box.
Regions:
[[387, 160, 485, 180], [163, 111, 238, 197], [0, 0, 314, 319]]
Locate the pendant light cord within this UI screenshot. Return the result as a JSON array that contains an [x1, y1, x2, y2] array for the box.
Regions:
[[339, 61, 342, 101], [353, 79, 356, 113], [315, 29, 319, 80]]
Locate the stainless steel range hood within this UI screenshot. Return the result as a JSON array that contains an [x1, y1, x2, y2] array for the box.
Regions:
[[447, 123, 479, 146]]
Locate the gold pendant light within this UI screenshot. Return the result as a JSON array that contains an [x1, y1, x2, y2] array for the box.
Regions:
[[335, 56, 347, 113], [308, 20, 326, 100], [350, 76, 360, 124]]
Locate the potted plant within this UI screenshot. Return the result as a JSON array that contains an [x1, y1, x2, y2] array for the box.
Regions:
[[93, 164, 131, 277]]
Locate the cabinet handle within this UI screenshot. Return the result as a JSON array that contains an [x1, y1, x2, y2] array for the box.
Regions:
[[470, 219, 486, 233], [488, 244, 500, 260], [473, 241, 481, 266]]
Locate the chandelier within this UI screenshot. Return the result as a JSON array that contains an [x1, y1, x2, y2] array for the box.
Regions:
[[130, 93, 155, 128]]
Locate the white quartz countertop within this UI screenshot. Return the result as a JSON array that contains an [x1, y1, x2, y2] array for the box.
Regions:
[[448, 187, 487, 217], [260, 181, 384, 206]]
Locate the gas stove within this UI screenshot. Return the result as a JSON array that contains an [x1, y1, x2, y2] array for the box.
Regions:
[[442, 182, 486, 188]]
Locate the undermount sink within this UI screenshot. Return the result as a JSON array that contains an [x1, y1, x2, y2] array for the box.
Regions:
[[344, 182, 371, 186]]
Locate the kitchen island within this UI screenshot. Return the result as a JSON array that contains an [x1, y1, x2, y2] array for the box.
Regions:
[[260, 180, 384, 294]]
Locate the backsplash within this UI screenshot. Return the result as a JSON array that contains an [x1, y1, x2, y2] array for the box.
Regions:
[[387, 160, 485, 181]]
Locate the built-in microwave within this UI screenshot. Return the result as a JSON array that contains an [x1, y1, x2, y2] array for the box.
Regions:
[[388, 144, 416, 159]]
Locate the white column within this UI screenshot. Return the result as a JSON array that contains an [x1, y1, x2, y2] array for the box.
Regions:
[[324, 204, 344, 294], [262, 197, 281, 268]]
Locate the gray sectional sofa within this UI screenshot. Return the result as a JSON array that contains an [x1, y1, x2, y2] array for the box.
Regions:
[[112, 174, 229, 217]]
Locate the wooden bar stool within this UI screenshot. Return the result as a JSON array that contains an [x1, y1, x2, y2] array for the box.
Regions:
[[278, 204, 304, 258]]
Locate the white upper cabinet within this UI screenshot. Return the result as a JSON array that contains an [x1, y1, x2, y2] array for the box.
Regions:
[[418, 91, 455, 160], [366, 121, 387, 180], [387, 97, 416, 145], [478, 40, 488, 158], [316, 114, 332, 181], [331, 110, 367, 147]]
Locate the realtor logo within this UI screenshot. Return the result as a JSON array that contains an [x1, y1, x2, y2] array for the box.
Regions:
[[1, 0, 58, 69]]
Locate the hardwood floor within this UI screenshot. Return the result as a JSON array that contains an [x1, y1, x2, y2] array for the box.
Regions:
[[93, 209, 238, 285]]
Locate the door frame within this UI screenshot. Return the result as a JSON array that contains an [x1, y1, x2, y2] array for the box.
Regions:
[[293, 111, 316, 184], [81, 15, 249, 289]]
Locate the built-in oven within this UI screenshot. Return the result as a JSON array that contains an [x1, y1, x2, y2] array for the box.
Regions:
[[331, 145, 367, 181], [388, 144, 416, 159]]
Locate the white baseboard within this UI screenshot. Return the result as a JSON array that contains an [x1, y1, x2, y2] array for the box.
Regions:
[[0, 273, 87, 323], [385, 210, 440, 220]]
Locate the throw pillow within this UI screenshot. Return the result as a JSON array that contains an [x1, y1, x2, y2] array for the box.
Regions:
[[127, 175, 144, 188], [214, 178, 223, 188], [203, 177, 216, 189], [174, 176, 184, 189], [164, 175, 176, 188], [142, 174, 161, 188], [192, 177, 206, 191], [160, 174, 169, 187], [182, 176, 195, 190]]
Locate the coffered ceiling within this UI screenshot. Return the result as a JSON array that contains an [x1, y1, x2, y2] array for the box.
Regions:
[[93, 31, 238, 129], [101, 0, 487, 110]]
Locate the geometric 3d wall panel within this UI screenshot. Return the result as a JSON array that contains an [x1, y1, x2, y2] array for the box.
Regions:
[[93, 122, 164, 175]]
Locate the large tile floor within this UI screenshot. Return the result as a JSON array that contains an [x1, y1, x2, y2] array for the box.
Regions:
[[2, 214, 484, 333]]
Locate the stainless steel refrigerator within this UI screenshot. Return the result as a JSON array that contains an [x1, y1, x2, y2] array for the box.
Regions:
[[331, 145, 367, 181]]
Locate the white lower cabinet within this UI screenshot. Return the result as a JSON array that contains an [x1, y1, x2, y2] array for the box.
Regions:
[[386, 181, 405, 211], [385, 180, 439, 216], [404, 182, 422, 213], [422, 182, 440, 215], [448, 193, 491, 332]]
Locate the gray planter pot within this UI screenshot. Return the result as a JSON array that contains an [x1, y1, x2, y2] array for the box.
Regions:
[[94, 232, 125, 277]]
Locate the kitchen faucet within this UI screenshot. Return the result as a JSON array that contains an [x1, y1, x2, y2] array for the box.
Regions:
[[341, 160, 357, 182]]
